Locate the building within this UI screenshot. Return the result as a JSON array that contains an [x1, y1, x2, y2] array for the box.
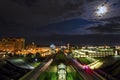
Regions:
[[0, 38, 25, 52], [67, 43, 70, 50], [57, 63, 67, 80], [26, 42, 36, 50]]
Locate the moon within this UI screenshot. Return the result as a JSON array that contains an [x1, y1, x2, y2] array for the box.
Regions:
[[96, 5, 108, 17]]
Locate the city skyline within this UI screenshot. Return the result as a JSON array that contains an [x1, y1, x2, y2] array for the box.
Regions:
[[0, 34, 120, 46]]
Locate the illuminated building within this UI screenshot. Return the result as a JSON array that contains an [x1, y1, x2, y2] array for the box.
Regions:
[[26, 42, 36, 50], [57, 63, 67, 80], [0, 38, 25, 51], [67, 43, 70, 50], [50, 44, 56, 54], [0, 41, 2, 49]]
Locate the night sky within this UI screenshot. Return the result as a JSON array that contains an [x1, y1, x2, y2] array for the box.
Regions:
[[0, 0, 120, 45]]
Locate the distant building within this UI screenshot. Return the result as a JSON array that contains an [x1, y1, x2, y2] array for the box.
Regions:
[[0, 41, 2, 49], [0, 38, 25, 51], [50, 44, 56, 54], [67, 43, 70, 50], [50, 44, 56, 50], [26, 42, 36, 50]]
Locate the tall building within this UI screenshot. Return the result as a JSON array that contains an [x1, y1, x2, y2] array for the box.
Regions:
[[26, 42, 36, 50], [0, 38, 25, 51], [15, 38, 25, 51], [67, 43, 70, 50], [0, 41, 2, 50]]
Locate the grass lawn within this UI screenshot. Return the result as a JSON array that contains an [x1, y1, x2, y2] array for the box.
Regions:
[[67, 72, 83, 80], [37, 72, 57, 80], [77, 57, 92, 64], [29, 62, 40, 67]]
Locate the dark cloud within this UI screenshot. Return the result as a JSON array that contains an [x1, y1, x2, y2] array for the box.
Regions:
[[9, 0, 84, 17], [11, 0, 37, 7], [0, 0, 100, 26], [0, 0, 119, 26], [87, 17, 120, 33], [87, 23, 120, 33]]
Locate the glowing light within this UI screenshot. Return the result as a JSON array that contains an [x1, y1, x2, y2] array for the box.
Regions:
[[96, 5, 108, 17]]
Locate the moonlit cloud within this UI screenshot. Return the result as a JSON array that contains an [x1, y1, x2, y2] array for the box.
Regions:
[[81, 0, 120, 19], [96, 5, 108, 17]]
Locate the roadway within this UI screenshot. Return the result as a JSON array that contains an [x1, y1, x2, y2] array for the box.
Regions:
[[20, 52, 109, 80], [65, 53, 106, 80], [19, 58, 53, 80], [39, 65, 82, 80], [37, 52, 83, 80]]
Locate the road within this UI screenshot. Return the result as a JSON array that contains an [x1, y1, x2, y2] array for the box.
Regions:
[[37, 52, 83, 80], [19, 59, 53, 80], [21, 54, 107, 80], [65, 53, 106, 80]]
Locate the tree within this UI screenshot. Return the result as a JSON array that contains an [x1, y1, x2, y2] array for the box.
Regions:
[[26, 53, 33, 58]]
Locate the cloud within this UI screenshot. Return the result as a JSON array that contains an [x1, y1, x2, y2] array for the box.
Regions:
[[81, 0, 120, 19], [0, 0, 120, 38], [0, 0, 119, 27], [0, 0, 94, 27], [87, 17, 120, 34]]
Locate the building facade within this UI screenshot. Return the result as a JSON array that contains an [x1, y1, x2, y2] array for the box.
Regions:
[[0, 38, 25, 52]]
